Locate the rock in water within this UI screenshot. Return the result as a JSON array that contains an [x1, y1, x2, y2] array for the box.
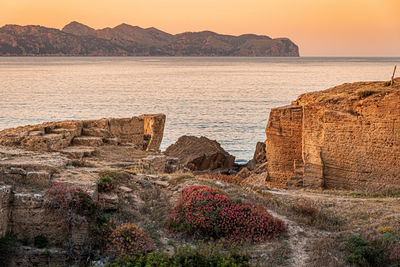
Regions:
[[164, 136, 235, 171]]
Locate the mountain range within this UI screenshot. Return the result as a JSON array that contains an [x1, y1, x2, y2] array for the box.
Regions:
[[0, 21, 299, 56]]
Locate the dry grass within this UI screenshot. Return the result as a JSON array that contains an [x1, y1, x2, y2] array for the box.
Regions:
[[198, 174, 243, 185], [168, 174, 195, 186], [307, 236, 349, 267]]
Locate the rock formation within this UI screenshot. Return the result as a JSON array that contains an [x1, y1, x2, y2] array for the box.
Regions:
[[257, 79, 400, 191], [0, 114, 176, 265], [165, 136, 235, 172], [0, 22, 299, 56], [0, 114, 165, 152]]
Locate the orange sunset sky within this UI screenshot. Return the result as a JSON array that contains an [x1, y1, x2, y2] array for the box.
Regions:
[[0, 0, 399, 56]]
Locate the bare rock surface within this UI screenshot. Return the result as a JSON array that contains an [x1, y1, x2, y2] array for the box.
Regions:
[[165, 135, 235, 171], [0, 114, 166, 152], [250, 79, 400, 191]]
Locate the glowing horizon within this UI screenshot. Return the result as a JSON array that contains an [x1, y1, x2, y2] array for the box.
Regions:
[[0, 0, 399, 56]]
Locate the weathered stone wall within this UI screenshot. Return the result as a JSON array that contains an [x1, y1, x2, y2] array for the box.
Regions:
[[11, 247, 68, 267], [262, 80, 400, 191], [264, 105, 303, 185], [10, 193, 69, 245], [301, 93, 400, 191], [0, 114, 166, 152], [0, 185, 12, 236]]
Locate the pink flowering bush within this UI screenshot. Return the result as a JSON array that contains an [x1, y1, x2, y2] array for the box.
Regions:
[[46, 182, 94, 225], [169, 185, 285, 243]]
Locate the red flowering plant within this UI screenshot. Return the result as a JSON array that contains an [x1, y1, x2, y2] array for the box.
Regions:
[[169, 185, 285, 244], [98, 176, 115, 193], [46, 182, 95, 225]]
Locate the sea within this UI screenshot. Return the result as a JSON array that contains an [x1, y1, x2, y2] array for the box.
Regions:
[[1, 57, 399, 163]]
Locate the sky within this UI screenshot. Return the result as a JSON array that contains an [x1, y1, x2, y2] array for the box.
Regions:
[[0, 0, 399, 56]]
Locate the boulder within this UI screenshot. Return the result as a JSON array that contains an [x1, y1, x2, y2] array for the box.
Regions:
[[164, 136, 235, 171]]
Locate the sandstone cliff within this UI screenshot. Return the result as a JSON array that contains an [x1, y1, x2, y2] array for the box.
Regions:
[[0, 22, 299, 56], [260, 79, 400, 192]]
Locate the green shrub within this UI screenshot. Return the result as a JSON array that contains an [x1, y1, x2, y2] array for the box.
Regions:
[[34, 234, 49, 248], [106, 243, 251, 267], [341, 235, 384, 267]]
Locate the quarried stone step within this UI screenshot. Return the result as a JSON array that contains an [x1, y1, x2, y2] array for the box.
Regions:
[[51, 128, 77, 135], [72, 136, 104, 147], [59, 146, 97, 159], [82, 127, 112, 138], [104, 137, 120, 145]]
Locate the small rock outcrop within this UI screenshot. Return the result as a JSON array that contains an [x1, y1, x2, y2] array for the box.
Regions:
[[165, 136, 235, 171], [0, 114, 165, 152]]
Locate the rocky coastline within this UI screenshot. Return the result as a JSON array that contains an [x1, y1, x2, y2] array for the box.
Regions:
[[0, 79, 399, 266]]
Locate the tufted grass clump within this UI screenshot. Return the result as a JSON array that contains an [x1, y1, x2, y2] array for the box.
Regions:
[[292, 202, 341, 231], [357, 89, 378, 98], [168, 185, 285, 244]]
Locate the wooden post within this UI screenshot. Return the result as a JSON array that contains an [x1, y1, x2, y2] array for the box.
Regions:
[[391, 65, 397, 86]]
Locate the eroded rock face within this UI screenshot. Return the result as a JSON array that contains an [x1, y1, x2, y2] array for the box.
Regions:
[[165, 136, 235, 171], [0, 114, 166, 152], [264, 105, 303, 186], [261, 79, 400, 191]]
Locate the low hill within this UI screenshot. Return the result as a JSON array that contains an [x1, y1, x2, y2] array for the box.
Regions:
[[0, 21, 299, 56]]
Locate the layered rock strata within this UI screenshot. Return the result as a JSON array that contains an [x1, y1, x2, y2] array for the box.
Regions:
[[261, 79, 400, 191], [0, 114, 166, 152], [0, 115, 172, 265]]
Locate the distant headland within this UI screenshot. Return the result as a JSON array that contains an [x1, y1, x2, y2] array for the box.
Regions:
[[0, 21, 299, 56]]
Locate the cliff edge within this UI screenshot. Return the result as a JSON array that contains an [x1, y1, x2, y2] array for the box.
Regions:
[[257, 78, 400, 192]]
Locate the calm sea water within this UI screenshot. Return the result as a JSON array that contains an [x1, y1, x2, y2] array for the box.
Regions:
[[0, 57, 399, 162]]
